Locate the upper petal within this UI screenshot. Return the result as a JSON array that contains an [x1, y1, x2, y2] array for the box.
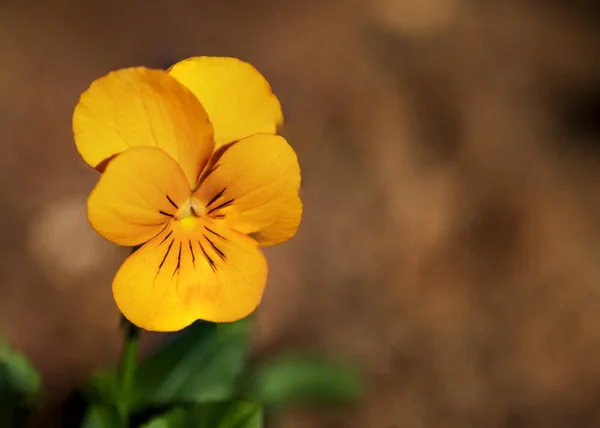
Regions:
[[73, 67, 214, 187], [193, 134, 302, 246], [113, 219, 268, 331], [168, 57, 283, 148], [87, 147, 190, 247]]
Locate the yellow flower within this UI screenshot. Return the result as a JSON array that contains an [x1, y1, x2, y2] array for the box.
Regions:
[[73, 57, 302, 332]]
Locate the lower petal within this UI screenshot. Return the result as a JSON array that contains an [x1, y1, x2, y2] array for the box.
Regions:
[[113, 220, 268, 331]]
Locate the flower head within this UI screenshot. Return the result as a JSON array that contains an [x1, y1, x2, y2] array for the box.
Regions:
[[73, 57, 302, 332]]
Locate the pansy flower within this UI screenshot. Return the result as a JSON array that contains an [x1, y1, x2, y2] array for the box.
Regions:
[[73, 57, 302, 332]]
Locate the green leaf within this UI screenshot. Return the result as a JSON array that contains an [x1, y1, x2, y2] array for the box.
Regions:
[[245, 354, 363, 407], [0, 338, 42, 426], [216, 401, 262, 428], [81, 405, 121, 428], [140, 401, 262, 428], [84, 370, 119, 405], [140, 408, 185, 428], [134, 319, 250, 407]]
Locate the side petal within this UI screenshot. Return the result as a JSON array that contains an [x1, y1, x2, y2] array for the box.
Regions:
[[113, 220, 267, 331], [193, 134, 302, 246], [168, 57, 283, 148], [87, 147, 190, 247], [250, 196, 303, 246], [73, 67, 214, 187]]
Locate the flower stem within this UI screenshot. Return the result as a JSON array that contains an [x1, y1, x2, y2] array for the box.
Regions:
[[117, 316, 140, 427]]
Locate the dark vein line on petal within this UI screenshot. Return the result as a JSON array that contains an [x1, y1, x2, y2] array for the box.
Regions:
[[173, 241, 182, 277], [159, 210, 174, 217], [204, 226, 226, 240], [146, 221, 170, 244], [198, 240, 216, 272], [189, 240, 196, 267], [166, 195, 179, 209], [207, 198, 234, 214], [158, 239, 174, 273], [159, 230, 173, 245], [205, 235, 226, 260], [206, 187, 226, 208]]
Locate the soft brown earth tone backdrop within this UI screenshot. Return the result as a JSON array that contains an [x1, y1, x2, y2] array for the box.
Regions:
[[2, 0, 600, 427]]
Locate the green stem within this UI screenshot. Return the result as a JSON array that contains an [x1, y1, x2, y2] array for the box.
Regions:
[[117, 316, 140, 427]]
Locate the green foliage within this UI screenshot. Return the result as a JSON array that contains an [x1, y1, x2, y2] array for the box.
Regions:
[[3, 316, 363, 427], [81, 405, 121, 428], [140, 401, 262, 428], [134, 320, 249, 407], [0, 338, 42, 427], [244, 353, 363, 408]]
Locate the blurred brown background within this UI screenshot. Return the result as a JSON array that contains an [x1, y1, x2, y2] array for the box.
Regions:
[[2, 0, 600, 426]]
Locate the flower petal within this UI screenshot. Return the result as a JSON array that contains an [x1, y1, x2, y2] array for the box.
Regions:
[[87, 147, 190, 247], [250, 196, 303, 246], [113, 219, 267, 331], [73, 67, 214, 187], [194, 134, 302, 246], [168, 57, 283, 148]]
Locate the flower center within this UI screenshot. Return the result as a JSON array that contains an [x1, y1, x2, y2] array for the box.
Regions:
[[163, 186, 232, 231], [174, 198, 205, 228], [175, 198, 206, 219]]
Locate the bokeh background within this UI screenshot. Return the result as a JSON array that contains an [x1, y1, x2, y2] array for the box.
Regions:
[[2, 0, 600, 426]]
